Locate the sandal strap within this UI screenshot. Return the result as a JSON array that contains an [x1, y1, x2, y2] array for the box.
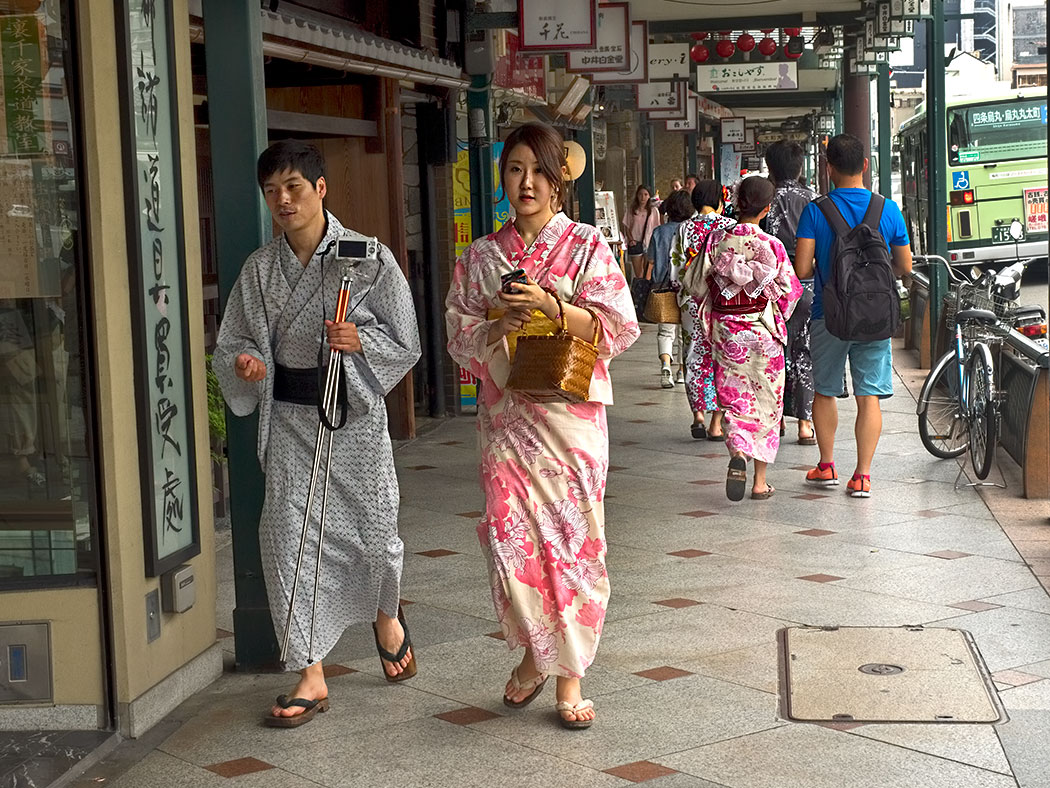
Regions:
[[275, 694, 325, 711], [373, 611, 412, 663], [556, 699, 594, 713], [510, 666, 548, 692]]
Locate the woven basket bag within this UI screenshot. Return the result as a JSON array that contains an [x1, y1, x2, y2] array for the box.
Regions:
[[506, 295, 600, 404], [643, 288, 680, 324]]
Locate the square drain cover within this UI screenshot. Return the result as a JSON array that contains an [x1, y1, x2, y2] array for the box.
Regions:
[[778, 626, 1005, 723]]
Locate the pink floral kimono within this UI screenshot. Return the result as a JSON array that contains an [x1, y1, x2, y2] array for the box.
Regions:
[[445, 212, 639, 677], [688, 223, 802, 463]]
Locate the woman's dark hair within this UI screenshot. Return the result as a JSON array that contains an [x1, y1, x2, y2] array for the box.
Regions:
[[663, 189, 694, 223], [736, 176, 776, 218], [691, 179, 723, 212], [631, 184, 653, 212], [764, 140, 805, 183], [498, 123, 567, 209], [257, 140, 326, 189], [826, 133, 866, 176]]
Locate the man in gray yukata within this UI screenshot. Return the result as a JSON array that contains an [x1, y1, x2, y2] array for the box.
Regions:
[[214, 141, 421, 727]]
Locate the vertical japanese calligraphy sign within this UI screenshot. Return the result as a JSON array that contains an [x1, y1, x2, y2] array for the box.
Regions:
[[518, 0, 597, 52], [0, 15, 44, 155], [116, 0, 200, 577]]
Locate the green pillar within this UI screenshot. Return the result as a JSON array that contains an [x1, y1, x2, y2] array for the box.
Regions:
[[203, 0, 279, 670], [641, 121, 655, 190], [926, 5, 949, 353], [468, 75, 495, 237], [877, 64, 893, 200], [577, 114, 596, 226], [686, 131, 698, 178]]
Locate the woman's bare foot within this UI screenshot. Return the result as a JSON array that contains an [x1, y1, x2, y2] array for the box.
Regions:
[[374, 610, 412, 677], [555, 677, 595, 724], [504, 650, 544, 703], [798, 419, 814, 441], [271, 662, 328, 718]]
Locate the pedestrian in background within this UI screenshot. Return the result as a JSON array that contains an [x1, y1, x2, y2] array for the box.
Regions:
[[623, 185, 660, 316], [445, 123, 640, 729], [794, 133, 913, 498], [684, 176, 802, 501], [646, 189, 694, 388], [670, 179, 734, 440], [764, 140, 817, 446]]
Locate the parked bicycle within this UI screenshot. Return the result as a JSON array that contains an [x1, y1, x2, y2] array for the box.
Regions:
[[914, 253, 1044, 481]]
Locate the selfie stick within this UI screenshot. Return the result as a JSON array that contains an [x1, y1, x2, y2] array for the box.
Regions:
[[280, 265, 354, 666]]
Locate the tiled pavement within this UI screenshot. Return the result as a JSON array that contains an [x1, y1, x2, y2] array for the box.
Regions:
[[77, 327, 1050, 788]]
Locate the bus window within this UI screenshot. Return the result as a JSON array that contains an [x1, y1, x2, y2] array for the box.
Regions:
[[947, 97, 1048, 165]]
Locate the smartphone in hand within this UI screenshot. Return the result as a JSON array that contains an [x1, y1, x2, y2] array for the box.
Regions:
[[500, 268, 528, 294]]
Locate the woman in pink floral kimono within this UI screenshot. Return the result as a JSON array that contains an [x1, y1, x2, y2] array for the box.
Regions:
[[684, 177, 802, 502], [445, 123, 639, 729]]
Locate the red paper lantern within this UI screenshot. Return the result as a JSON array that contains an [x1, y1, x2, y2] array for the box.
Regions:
[[784, 27, 802, 37], [736, 33, 756, 52], [760, 28, 774, 34], [758, 37, 777, 57], [715, 38, 736, 59], [718, 30, 732, 36], [690, 43, 710, 63], [690, 32, 709, 41]]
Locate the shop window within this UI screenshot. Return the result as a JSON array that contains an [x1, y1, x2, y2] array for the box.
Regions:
[[0, 2, 97, 588]]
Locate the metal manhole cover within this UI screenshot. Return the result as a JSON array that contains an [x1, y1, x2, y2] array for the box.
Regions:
[[777, 626, 1006, 723]]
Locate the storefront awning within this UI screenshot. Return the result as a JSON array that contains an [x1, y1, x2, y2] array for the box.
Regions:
[[188, 3, 469, 90]]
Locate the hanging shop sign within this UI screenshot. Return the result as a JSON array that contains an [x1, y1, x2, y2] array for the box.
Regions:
[[494, 32, 547, 102], [592, 117, 607, 160], [734, 127, 757, 153], [899, 0, 932, 19], [566, 2, 630, 73], [117, 0, 200, 577], [697, 94, 732, 121], [0, 15, 44, 156], [591, 20, 648, 84], [721, 116, 746, 143], [697, 61, 799, 93], [647, 43, 691, 81], [648, 82, 688, 120], [594, 190, 622, 245], [518, 0, 597, 52], [666, 94, 698, 131], [637, 81, 683, 113]]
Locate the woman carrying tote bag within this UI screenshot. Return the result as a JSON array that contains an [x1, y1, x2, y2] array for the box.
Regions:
[[445, 123, 639, 730]]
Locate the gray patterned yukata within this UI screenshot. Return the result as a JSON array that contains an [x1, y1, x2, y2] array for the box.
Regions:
[[215, 212, 421, 670]]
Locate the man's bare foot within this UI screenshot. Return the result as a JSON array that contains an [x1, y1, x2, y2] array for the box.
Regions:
[[504, 651, 544, 704], [555, 677, 595, 724], [374, 610, 412, 677], [271, 663, 328, 718]]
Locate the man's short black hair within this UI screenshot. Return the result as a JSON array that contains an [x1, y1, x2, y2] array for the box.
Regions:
[[663, 189, 694, 222], [826, 134, 866, 176], [685, 173, 699, 182], [257, 140, 326, 190], [691, 179, 723, 212], [765, 140, 805, 183]]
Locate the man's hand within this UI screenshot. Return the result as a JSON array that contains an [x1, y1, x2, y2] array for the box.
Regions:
[[235, 353, 267, 382], [325, 320, 362, 354]]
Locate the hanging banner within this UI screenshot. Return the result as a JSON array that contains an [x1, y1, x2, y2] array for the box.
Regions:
[[0, 160, 39, 298], [697, 94, 732, 121], [697, 62, 799, 92], [117, 0, 199, 577], [518, 0, 597, 52], [666, 95, 698, 131], [591, 20, 648, 84], [0, 15, 44, 155], [566, 2, 630, 73], [647, 43, 691, 81], [637, 81, 683, 112], [493, 32, 547, 102]]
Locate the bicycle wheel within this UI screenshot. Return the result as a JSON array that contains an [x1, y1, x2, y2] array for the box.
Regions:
[[917, 352, 968, 459], [966, 343, 998, 480]]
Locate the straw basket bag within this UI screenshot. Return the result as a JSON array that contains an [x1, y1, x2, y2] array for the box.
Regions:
[[506, 294, 601, 404], [643, 288, 680, 324]]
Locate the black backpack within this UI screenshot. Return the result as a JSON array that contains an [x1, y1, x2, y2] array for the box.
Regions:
[[815, 194, 899, 342]]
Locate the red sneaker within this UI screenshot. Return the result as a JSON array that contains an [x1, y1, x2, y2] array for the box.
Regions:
[[805, 462, 839, 487], [847, 474, 871, 498]]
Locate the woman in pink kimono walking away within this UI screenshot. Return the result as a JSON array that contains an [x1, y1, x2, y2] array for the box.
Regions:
[[685, 176, 802, 501], [445, 123, 639, 729]]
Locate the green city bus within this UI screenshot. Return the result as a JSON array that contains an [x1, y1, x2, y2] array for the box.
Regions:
[[899, 88, 1048, 264]]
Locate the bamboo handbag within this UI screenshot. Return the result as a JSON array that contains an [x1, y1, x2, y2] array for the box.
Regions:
[[506, 293, 601, 404], [643, 288, 680, 324]]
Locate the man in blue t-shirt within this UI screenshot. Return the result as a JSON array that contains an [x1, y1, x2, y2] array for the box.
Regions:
[[793, 133, 913, 500]]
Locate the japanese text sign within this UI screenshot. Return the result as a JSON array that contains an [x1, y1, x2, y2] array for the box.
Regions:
[[697, 62, 798, 93], [518, 0, 596, 52], [566, 2, 630, 73], [591, 20, 648, 84], [647, 43, 691, 81]]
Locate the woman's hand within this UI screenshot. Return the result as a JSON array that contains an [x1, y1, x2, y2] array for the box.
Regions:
[[497, 276, 557, 320], [325, 320, 362, 354], [488, 307, 532, 344]]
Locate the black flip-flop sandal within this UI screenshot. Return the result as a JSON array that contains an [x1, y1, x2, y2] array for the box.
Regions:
[[372, 605, 417, 682], [726, 457, 747, 502], [690, 422, 707, 440], [265, 694, 329, 728]]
